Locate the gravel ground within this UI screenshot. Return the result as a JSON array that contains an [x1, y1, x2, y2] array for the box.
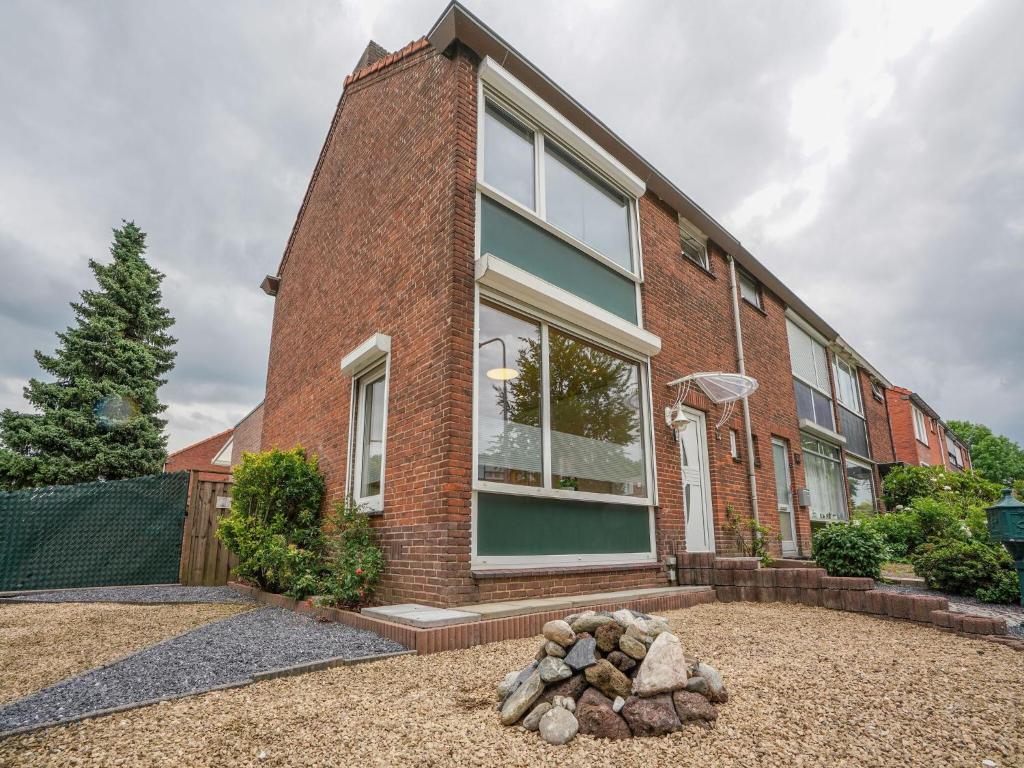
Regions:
[[3, 602, 1022, 768], [0, 585, 252, 604], [0, 602, 247, 706], [874, 582, 1024, 637], [0, 606, 408, 736]]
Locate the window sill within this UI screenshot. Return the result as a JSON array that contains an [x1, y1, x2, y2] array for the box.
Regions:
[[741, 297, 767, 316], [682, 253, 716, 279], [474, 480, 652, 507], [799, 418, 847, 445], [471, 561, 662, 578]]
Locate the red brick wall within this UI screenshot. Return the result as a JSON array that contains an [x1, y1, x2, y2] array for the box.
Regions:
[[641, 202, 810, 558], [261, 44, 479, 607], [165, 429, 232, 477], [230, 403, 264, 467], [860, 371, 894, 464]]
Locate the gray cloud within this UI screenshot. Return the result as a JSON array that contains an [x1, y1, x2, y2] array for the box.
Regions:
[[0, 0, 1020, 451]]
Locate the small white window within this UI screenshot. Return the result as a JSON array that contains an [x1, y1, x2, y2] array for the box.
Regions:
[[870, 379, 885, 401], [833, 358, 863, 415], [352, 362, 388, 511], [679, 216, 709, 270], [739, 270, 762, 310], [912, 404, 929, 446], [729, 429, 739, 459], [211, 437, 233, 467]]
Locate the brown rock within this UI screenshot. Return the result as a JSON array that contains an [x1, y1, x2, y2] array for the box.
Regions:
[[575, 687, 631, 740], [621, 693, 681, 737], [606, 651, 637, 674], [539, 673, 588, 705], [672, 690, 718, 722], [619, 634, 648, 660], [595, 622, 625, 653], [585, 659, 632, 700]]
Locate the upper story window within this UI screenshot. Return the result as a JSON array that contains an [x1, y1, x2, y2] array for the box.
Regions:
[[787, 318, 835, 432], [679, 216, 709, 271], [833, 357, 863, 415], [870, 379, 885, 401], [946, 434, 964, 469], [480, 97, 638, 275], [738, 270, 763, 310], [912, 404, 929, 445], [483, 104, 535, 209]]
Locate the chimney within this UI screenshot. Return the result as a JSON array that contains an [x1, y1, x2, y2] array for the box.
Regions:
[[354, 40, 390, 72]]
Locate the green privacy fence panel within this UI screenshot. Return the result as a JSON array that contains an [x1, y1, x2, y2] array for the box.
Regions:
[[477, 492, 652, 556], [480, 197, 639, 324], [0, 472, 189, 591]]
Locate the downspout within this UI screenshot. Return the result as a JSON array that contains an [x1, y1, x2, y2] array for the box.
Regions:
[[728, 255, 760, 525]]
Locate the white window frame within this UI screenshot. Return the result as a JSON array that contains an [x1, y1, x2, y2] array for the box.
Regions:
[[845, 455, 877, 513], [738, 269, 763, 310], [729, 428, 739, 459], [471, 289, 656, 510], [786, 318, 832, 397], [342, 336, 392, 513], [477, 79, 643, 283], [801, 433, 848, 523], [832, 357, 863, 415], [679, 216, 709, 271], [912, 404, 929, 446], [870, 378, 885, 402]]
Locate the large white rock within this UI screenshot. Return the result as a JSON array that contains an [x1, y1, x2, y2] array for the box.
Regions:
[[631, 632, 689, 697], [539, 705, 579, 745]]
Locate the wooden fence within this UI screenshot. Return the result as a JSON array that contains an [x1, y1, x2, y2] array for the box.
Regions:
[[178, 476, 237, 586]]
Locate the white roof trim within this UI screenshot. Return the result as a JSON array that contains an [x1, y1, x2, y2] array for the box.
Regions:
[[211, 436, 234, 466], [340, 333, 392, 376], [476, 253, 661, 358], [479, 57, 646, 198]]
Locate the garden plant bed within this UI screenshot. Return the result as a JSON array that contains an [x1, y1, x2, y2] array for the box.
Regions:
[[0, 601, 247, 706], [2, 602, 1022, 767]]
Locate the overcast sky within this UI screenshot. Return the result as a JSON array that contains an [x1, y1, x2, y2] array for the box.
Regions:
[[1, 0, 1022, 452]]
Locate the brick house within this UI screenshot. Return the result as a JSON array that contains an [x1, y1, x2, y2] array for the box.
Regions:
[[164, 428, 233, 481], [257, 4, 908, 607], [885, 387, 971, 472]]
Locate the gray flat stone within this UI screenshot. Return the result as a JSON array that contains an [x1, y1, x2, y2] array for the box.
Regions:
[[360, 603, 479, 628]]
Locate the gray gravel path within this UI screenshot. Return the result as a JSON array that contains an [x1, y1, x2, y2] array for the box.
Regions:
[[0, 585, 252, 604], [874, 582, 1024, 637], [0, 606, 408, 735]]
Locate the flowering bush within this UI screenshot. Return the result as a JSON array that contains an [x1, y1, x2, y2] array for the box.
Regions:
[[812, 522, 887, 579], [912, 539, 1019, 603], [319, 502, 386, 607]]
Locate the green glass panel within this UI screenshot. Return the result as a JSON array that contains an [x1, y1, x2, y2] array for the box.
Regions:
[[476, 492, 651, 556], [480, 197, 638, 324]]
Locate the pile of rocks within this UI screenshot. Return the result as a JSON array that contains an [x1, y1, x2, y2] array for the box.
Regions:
[[496, 608, 727, 745]]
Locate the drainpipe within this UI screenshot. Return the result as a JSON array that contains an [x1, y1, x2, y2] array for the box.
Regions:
[[728, 255, 760, 525]]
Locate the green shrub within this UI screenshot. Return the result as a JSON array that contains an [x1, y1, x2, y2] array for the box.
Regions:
[[881, 464, 1000, 511], [908, 497, 964, 544], [217, 447, 327, 597], [855, 510, 918, 560], [812, 522, 886, 579], [911, 539, 1016, 601], [722, 505, 775, 566], [881, 465, 946, 509], [319, 502, 386, 607], [975, 568, 1021, 605]]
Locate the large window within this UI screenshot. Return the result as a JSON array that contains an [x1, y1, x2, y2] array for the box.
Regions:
[[839, 405, 870, 458], [912, 404, 929, 445], [352, 362, 387, 510], [846, 457, 876, 514], [480, 98, 637, 274], [788, 319, 835, 432], [476, 300, 648, 501], [946, 434, 964, 469], [801, 434, 847, 523]]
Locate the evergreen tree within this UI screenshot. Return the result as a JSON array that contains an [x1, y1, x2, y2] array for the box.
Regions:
[[0, 222, 177, 490]]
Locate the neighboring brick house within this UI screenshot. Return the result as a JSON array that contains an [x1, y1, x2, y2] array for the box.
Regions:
[[164, 428, 233, 480], [165, 401, 265, 481], [258, 4, 913, 607], [885, 387, 971, 472]]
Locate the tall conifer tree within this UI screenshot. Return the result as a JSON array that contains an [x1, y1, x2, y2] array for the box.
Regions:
[[0, 222, 176, 489]]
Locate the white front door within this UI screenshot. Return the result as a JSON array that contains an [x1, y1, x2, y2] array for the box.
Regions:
[[680, 407, 715, 552], [772, 438, 798, 556]]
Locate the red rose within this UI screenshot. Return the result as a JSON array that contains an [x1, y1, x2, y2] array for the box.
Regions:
[[355, 567, 364, 575]]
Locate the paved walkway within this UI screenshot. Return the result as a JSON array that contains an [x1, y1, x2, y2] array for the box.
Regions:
[[0, 603, 409, 737]]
